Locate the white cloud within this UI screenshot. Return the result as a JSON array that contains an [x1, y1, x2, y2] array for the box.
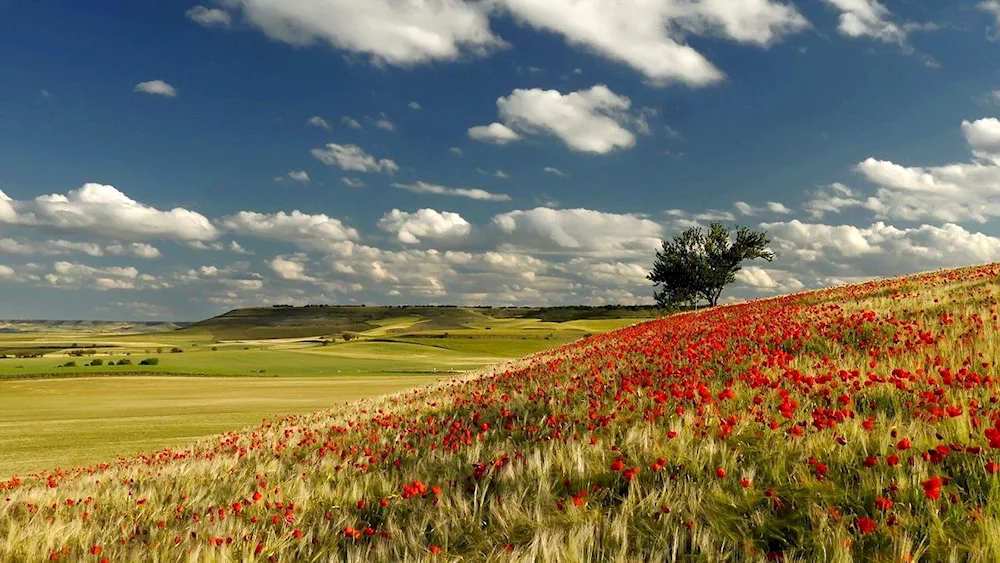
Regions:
[[311, 143, 399, 174], [0, 183, 218, 242], [980, 1, 1000, 40], [735, 266, 778, 289], [449, 147, 463, 156], [804, 183, 865, 218], [472, 85, 642, 153], [270, 255, 316, 282], [288, 170, 311, 183], [378, 208, 471, 244], [543, 166, 568, 177], [0, 190, 14, 222], [498, 0, 808, 86], [342, 116, 362, 129], [220, 209, 359, 251], [467, 123, 521, 144], [962, 117, 1000, 164], [186, 5, 232, 27], [342, 178, 364, 188], [822, 0, 935, 50], [0, 238, 104, 257], [230, 241, 253, 255], [224, 0, 503, 66], [134, 80, 177, 98], [307, 116, 331, 130], [375, 116, 395, 131], [106, 242, 162, 259], [734, 200, 792, 216], [762, 219, 1000, 281], [392, 181, 510, 202], [820, 118, 1000, 223], [408, 101, 422, 110], [46, 261, 146, 291], [492, 207, 662, 256]]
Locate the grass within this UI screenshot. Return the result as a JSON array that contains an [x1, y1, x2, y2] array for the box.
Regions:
[[0, 316, 634, 481], [0, 375, 439, 478], [19, 271, 1000, 560]]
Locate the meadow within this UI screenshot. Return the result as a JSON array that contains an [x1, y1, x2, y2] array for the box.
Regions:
[[0, 312, 640, 479], [3, 267, 1000, 560]]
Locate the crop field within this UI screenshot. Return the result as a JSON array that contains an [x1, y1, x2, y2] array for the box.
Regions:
[[0, 314, 642, 480], [3, 265, 1000, 560]]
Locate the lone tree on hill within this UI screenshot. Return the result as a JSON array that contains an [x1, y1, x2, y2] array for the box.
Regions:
[[648, 222, 775, 309]]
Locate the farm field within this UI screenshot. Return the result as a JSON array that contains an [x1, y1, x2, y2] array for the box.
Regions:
[[4, 265, 1000, 560], [0, 311, 645, 479]]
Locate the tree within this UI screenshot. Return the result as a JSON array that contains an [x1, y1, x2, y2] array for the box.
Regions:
[[648, 222, 775, 309]]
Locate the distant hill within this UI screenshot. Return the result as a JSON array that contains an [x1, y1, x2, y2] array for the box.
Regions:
[[186, 304, 660, 340], [0, 320, 188, 334]]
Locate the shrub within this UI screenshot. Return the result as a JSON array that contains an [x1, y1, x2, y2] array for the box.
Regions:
[[170, 347, 183, 354], [89, 359, 104, 366], [61, 361, 77, 368], [117, 359, 132, 366], [138, 357, 160, 366]]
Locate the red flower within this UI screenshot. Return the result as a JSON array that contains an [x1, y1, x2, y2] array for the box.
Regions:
[[715, 467, 727, 479], [429, 545, 443, 555], [610, 459, 625, 472], [856, 517, 877, 535], [922, 477, 942, 500], [987, 461, 999, 474]]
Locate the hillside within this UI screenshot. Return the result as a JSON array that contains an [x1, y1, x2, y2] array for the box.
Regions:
[[2, 264, 1000, 560], [187, 305, 660, 340]]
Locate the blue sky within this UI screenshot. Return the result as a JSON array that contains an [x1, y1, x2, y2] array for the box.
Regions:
[[1, 0, 1000, 320]]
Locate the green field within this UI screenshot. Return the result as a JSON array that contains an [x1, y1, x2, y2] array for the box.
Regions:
[[0, 311, 647, 478]]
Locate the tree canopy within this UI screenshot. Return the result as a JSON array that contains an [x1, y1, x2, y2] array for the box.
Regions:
[[648, 223, 775, 309]]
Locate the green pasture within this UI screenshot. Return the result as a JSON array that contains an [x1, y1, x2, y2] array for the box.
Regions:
[[0, 314, 648, 477], [0, 375, 439, 478]]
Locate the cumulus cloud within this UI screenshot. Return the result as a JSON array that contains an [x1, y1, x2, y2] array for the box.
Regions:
[[342, 116, 362, 129], [809, 118, 1000, 223], [306, 116, 331, 130], [107, 242, 162, 259], [342, 178, 364, 188], [823, 0, 936, 51], [470, 85, 644, 153], [222, 0, 503, 66], [735, 201, 792, 216], [408, 101, 422, 110], [498, 0, 808, 86], [374, 115, 395, 131], [134, 80, 177, 97], [467, 122, 521, 144], [45, 261, 149, 291], [492, 207, 662, 256], [543, 167, 568, 177], [220, 209, 358, 251], [962, 117, 1000, 163], [270, 254, 316, 282], [762, 219, 1000, 281], [0, 238, 103, 257], [311, 143, 398, 174], [186, 5, 232, 27], [0, 183, 218, 242], [288, 170, 310, 183], [980, 0, 1000, 40], [378, 208, 471, 244], [392, 181, 510, 202]]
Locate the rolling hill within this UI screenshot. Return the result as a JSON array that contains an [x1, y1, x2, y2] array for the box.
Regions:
[[2, 264, 999, 560]]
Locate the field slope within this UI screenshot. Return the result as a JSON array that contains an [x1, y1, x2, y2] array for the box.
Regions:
[[3, 264, 1000, 561]]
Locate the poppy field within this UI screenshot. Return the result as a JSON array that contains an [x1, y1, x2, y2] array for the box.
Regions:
[[3, 264, 1000, 561]]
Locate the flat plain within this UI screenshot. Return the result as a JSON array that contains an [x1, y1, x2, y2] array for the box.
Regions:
[[0, 309, 647, 478]]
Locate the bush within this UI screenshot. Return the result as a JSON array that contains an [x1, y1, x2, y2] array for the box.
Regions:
[[139, 357, 160, 366], [89, 359, 104, 366], [170, 347, 183, 354], [342, 332, 357, 342], [61, 361, 77, 368], [117, 359, 132, 366]]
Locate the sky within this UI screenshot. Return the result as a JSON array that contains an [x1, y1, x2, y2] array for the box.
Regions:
[[1, 0, 1000, 320]]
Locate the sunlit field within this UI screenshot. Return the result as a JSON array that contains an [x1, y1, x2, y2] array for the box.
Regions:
[[0, 316, 639, 479], [3, 265, 1000, 560]]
